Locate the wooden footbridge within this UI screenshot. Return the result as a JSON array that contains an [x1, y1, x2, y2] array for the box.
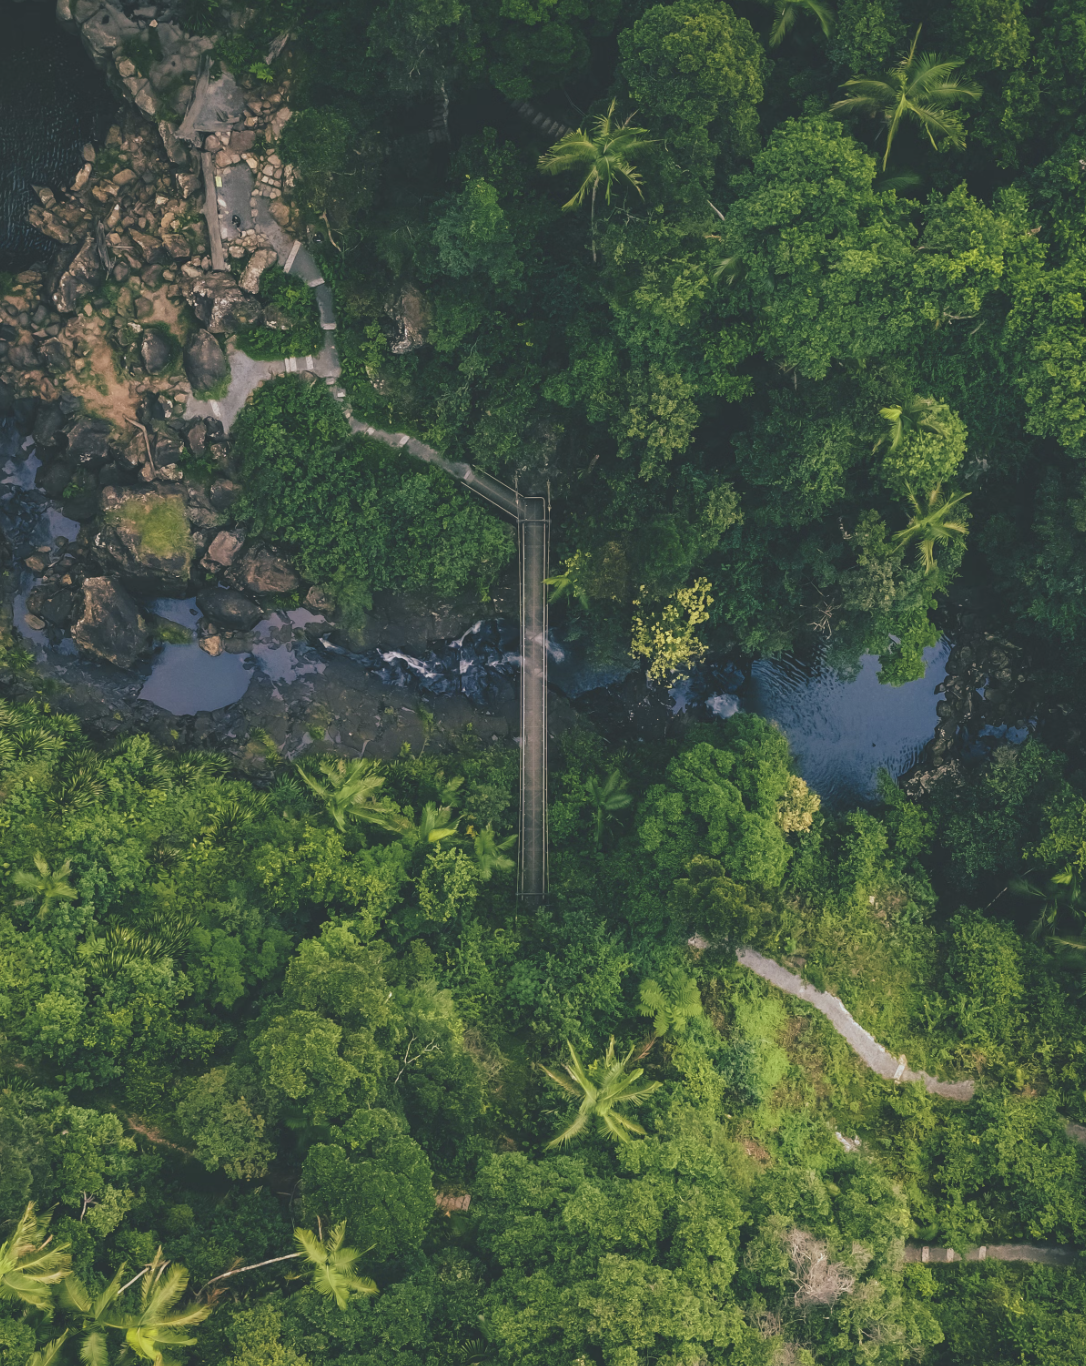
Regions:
[[350, 426, 550, 901]]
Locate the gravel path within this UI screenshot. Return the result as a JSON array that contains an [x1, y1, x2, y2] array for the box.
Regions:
[[736, 949, 975, 1100]]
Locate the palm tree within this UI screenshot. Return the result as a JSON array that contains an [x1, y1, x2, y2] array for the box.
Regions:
[[539, 101, 654, 262], [61, 1250, 213, 1365], [412, 801, 460, 845], [0, 1204, 70, 1312], [892, 485, 970, 573], [876, 395, 953, 454], [297, 757, 410, 835], [472, 825, 517, 880], [539, 1038, 661, 1147], [584, 770, 633, 848], [59, 1263, 130, 1364], [831, 26, 981, 170], [293, 1222, 377, 1310], [544, 552, 591, 611], [767, 0, 833, 47], [12, 853, 77, 917], [121, 1249, 213, 1363], [638, 970, 704, 1040], [1011, 865, 1085, 940], [27, 1335, 68, 1366]]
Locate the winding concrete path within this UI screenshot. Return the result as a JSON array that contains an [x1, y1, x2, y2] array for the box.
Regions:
[[184, 169, 549, 898], [736, 948, 1086, 1156], [736, 949, 975, 1100]]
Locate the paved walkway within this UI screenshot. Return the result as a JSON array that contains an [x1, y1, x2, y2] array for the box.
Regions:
[[737, 948, 1086, 1156], [903, 1243, 1076, 1266], [185, 170, 549, 898], [186, 165, 340, 430], [737, 949, 976, 1100]]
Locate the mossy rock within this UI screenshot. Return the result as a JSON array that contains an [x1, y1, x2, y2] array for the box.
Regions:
[[102, 489, 196, 590]]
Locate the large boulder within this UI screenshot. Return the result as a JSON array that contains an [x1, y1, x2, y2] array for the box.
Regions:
[[184, 272, 263, 334], [39, 339, 70, 376], [32, 402, 66, 449], [183, 329, 227, 392], [141, 329, 173, 374], [230, 545, 300, 595], [26, 585, 78, 627], [47, 235, 104, 314], [96, 487, 196, 592], [64, 417, 113, 465], [388, 285, 430, 355], [196, 586, 263, 631], [71, 577, 150, 669], [205, 527, 244, 568]]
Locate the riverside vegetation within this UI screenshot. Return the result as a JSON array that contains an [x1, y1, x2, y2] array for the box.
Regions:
[[4, 0, 1086, 1363]]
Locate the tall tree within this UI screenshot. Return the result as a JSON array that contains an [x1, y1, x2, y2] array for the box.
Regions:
[[60, 1250, 213, 1365], [832, 25, 981, 168], [766, 0, 833, 47], [618, 0, 764, 173], [12, 854, 77, 917], [0, 1204, 70, 1312], [584, 770, 633, 848], [892, 485, 971, 573], [297, 757, 410, 835], [293, 1221, 378, 1309], [538, 101, 653, 262], [539, 1038, 661, 1146]]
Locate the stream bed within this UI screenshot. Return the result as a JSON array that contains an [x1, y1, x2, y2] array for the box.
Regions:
[[0, 421, 983, 801]]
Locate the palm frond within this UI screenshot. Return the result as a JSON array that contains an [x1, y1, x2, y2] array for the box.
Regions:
[[27, 1332, 69, 1366]]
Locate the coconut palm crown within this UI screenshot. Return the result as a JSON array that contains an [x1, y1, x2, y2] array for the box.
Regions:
[[539, 102, 654, 261], [293, 1222, 378, 1310], [0, 1204, 71, 1312], [832, 26, 981, 169], [539, 1038, 661, 1147]]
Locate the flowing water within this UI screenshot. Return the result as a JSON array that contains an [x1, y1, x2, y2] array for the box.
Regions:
[[0, 0, 115, 271], [0, 418, 968, 800]]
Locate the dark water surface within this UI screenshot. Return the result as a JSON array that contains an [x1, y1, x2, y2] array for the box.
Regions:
[[0, 0, 115, 271], [0, 416, 953, 798], [744, 642, 951, 809]]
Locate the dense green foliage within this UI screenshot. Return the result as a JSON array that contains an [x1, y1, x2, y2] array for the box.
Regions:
[[232, 377, 515, 613], [236, 267, 324, 361], [2, 690, 1086, 1363], [12, 0, 1086, 1361], [215, 0, 1086, 686]]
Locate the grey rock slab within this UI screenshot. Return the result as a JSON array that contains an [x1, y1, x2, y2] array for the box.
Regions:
[[183, 328, 227, 392], [196, 586, 263, 631]]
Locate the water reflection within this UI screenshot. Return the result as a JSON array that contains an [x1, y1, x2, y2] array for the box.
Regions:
[[138, 644, 252, 714], [746, 641, 951, 809]]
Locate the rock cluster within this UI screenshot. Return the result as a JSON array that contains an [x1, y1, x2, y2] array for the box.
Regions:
[[1, 113, 208, 413], [2, 6, 316, 676], [15, 397, 312, 668]]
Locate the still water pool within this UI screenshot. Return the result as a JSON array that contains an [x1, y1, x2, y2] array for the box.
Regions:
[[744, 641, 950, 809]]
